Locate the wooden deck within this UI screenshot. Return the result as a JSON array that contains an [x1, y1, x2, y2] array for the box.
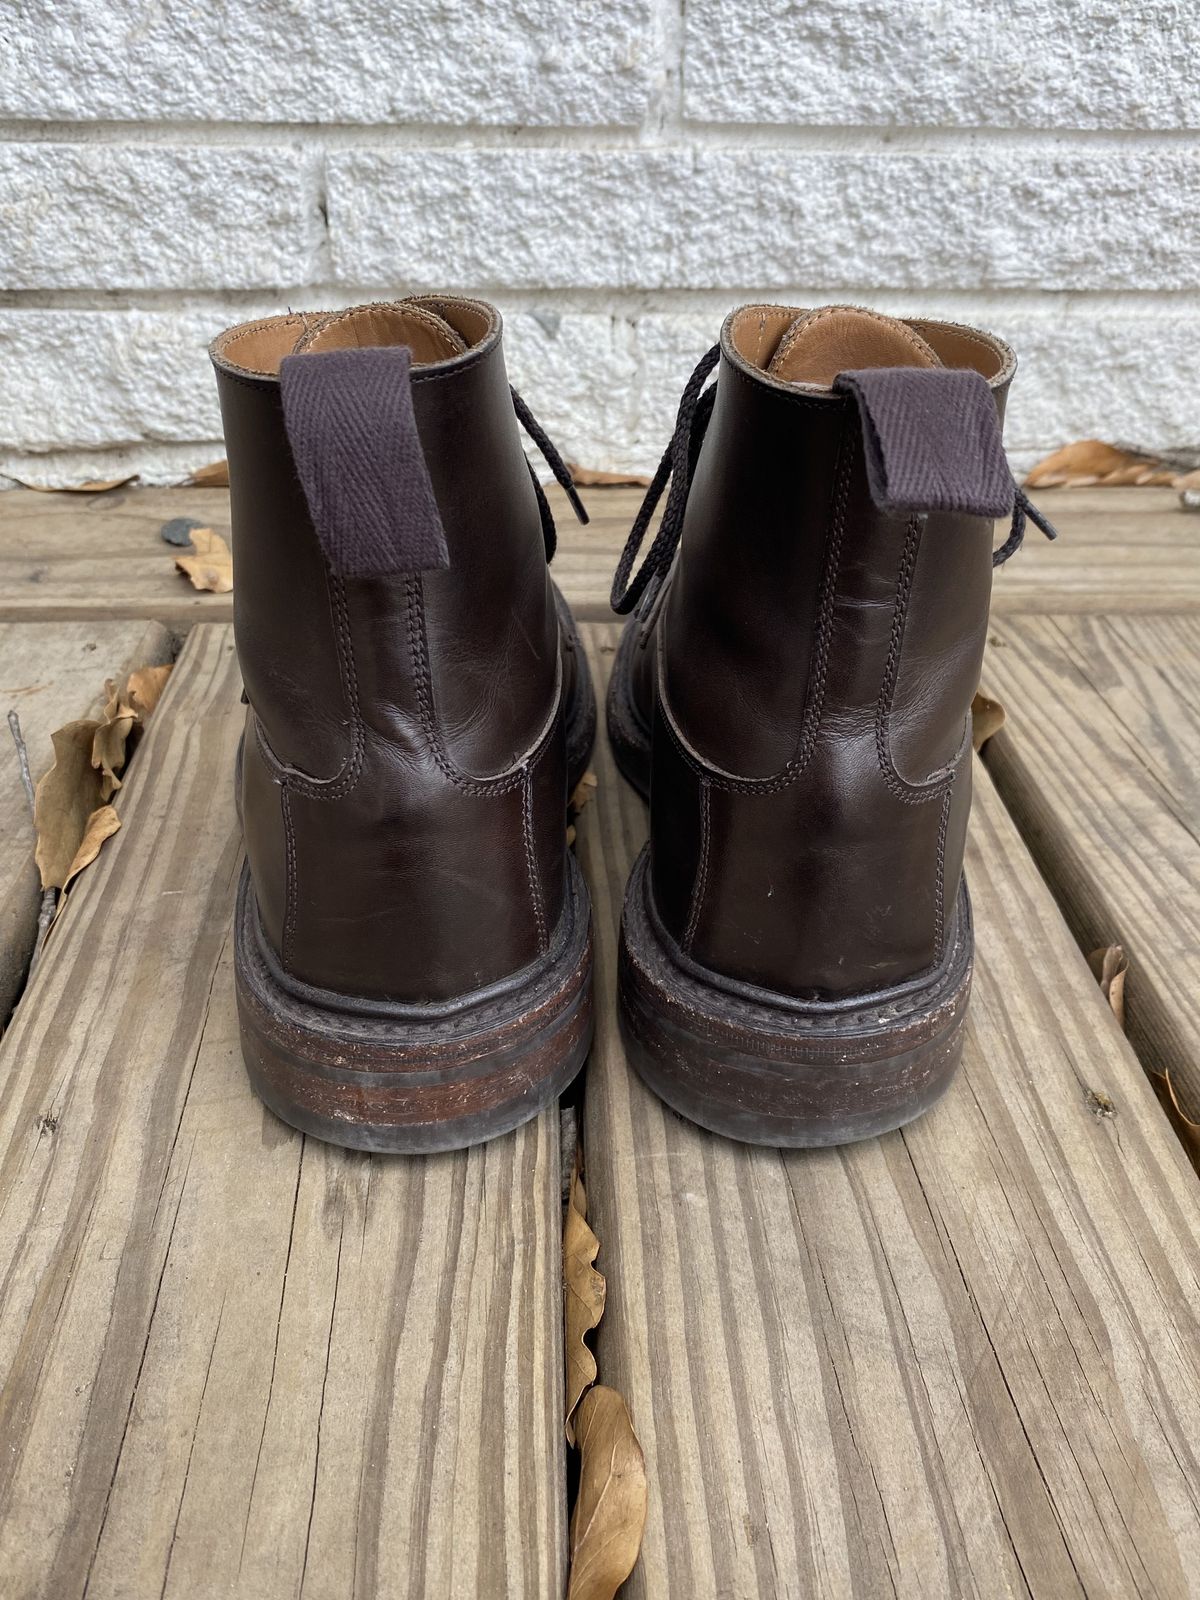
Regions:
[[0, 483, 1198, 1597]]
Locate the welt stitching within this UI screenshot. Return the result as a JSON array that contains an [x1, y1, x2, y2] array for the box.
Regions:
[[521, 771, 549, 954], [935, 785, 953, 960], [259, 574, 366, 802], [874, 515, 958, 807], [403, 574, 530, 796], [409, 342, 495, 385], [216, 368, 284, 393], [654, 417, 851, 796], [682, 780, 711, 955], [281, 785, 298, 969], [724, 356, 844, 411]]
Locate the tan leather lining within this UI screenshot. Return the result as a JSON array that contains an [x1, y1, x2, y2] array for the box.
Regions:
[[212, 296, 498, 379], [908, 320, 1011, 381], [406, 295, 495, 347], [211, 313, 329, 378], [295, 303, 468, 364], [728, 305, 800, 371], [725, 303, 1014, 390], [768, 305, 941, 385]]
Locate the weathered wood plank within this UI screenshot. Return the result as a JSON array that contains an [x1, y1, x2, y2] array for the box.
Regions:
[[0, 487, 237, 626], [577, 623, 1200, 1600], [0, 619, 173, 1022], [0, 485, 1196, 624], [0, 625, 567, 1599], [982, 611, 1200, 1124]]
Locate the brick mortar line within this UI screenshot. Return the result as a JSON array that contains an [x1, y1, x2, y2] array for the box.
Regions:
[[0, 121, 1197, 152], [1, 288, 1197, 317]]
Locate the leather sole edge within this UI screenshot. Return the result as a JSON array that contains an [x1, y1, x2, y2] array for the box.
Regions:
[[618, 849, 971, 1147], [235, 854, 594, 1153]]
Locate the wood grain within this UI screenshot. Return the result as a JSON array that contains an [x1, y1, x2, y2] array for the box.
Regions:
[[982, 612, 1200, 1124], [0, 625, 567, 1599], [577, 623, 1200, 1600], [0, 485, 1196, 624], [0, 619, 172, 1022]]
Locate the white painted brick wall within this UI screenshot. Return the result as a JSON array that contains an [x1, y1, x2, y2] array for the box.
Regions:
[[0, 0, 1197, 486]]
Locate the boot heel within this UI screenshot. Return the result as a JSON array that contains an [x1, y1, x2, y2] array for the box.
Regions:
[[617, 850, 971, 1148], [234, 856, 593, 1154]]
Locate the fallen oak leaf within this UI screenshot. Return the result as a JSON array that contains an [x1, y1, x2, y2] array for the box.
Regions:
[[61, 805, 121, 892], [189, 459, 230, 488], [175, 527, 233, 594], [570, 770, 599, 815], [567, 1386, 648, 1600], [971, 691, 1006, 753], [11, 473, 138, 494], [90, 663, 174, 798], [1086, 943, 1200, 1167], [1150, 1068, 1200, 1174], [564, 1159, 605, 1445], [34, 720, 108, 889], [1024, 440, 1175, 490], [92, 704, 136, 799], [123, 663, 173, 718], [32, 659, 174, 891], [1087, 944, 1127, 1031]]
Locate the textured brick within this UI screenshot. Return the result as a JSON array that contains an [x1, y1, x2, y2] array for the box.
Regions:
[[683, 0, 1200, 128], [0, 145, 320, 291], [1, 0, 654, 126], [0, 311, 227, 454], [504, 311, 640, 478], [329, 149, 1200, 292]]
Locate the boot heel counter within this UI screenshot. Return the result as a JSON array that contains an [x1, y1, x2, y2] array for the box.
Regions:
[[240, 713, 289, 960], [647, 698, 708, 950]]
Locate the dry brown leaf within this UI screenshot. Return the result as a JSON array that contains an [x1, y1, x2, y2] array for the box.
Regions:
[[971, 690, 1006, 752], [175, 527, 233, 593], [34, 720, 108, 889], [1087, 945, 1127, 1031], [570, 770, 599, 815], [62, 806, 121, 891], [123, 663, 174, 717], [567, 1386, 648, 1600], [13, 473, 137, 494], [1024, 440, 1176, 490], [92, 708, 136, 799], [33, 659, 174, 891], [1149, 1068, 1200, 1171], [1087, 945, 1200, 1166], [568, 463, 652, 488], [564, 1160, 605, 1445], [189, 459, 230, 488]]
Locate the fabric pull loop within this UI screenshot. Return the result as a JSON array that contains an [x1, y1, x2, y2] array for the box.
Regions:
[[279, 346, 450, 577], [833, 367, 1015, 520]]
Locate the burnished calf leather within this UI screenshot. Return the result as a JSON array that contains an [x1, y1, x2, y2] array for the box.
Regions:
[[212, 297, 588, 1006], [630, 304, 1018, 1001]]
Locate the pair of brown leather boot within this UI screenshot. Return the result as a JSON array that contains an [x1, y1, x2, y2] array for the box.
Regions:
[[211, 297, 1052, 1153]]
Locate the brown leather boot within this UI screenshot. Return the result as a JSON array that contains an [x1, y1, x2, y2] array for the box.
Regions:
[[607, 304, 1055, 1146], [211, 298, 595, 1152]]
